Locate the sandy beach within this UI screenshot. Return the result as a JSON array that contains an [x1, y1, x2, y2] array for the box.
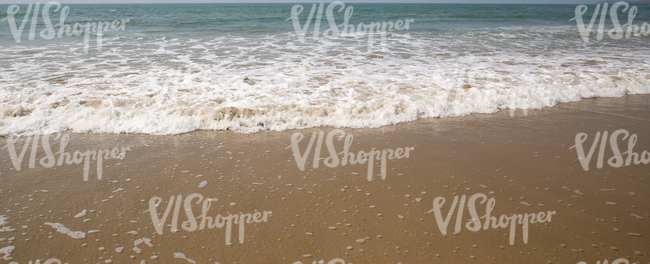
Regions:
[[2, 2, 650, 264], [0, 94, 648, 264]]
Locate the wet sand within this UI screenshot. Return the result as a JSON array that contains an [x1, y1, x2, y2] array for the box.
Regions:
[[1, 95, 649, 264]]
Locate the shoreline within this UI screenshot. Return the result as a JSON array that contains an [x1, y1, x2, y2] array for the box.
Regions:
[[0, 94, 649, 264]]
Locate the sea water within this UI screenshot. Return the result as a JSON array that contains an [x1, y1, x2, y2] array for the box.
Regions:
[[0, 3, 649, 135]]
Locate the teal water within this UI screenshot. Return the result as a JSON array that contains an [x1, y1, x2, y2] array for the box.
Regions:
[[0, 3, 649, 135]]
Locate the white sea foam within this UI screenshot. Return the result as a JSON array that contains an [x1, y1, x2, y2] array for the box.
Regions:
[[44, 222, 86, 239], [0, 246, 14, 260], [134, 237, 153, 247], [74, 210, 87, 218], [0, 215, 13, 232], [1, 28, 648, 136], [174, 252, 197, 264]]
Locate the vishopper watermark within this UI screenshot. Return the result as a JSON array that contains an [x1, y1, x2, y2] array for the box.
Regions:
[[287, 1, 415, 51], [5, 1, 130, 53], [147, 193, 272, 246], [9, 258, 65, 264], [578, 258, 629, 264], [571, 129, 649, 171], [571, 1, 650, 42], [293, 258, 346, 264], [4, 134, 132, 181], [290, 129, 415, 181], [509, 109, 528, 117], [428, 193, 557, 245]]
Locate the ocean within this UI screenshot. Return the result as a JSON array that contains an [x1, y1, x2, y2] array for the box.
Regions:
[[1, 3, 649, 135]]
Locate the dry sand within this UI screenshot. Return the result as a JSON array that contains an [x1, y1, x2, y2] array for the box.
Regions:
[[1, 95, 649, 264]]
